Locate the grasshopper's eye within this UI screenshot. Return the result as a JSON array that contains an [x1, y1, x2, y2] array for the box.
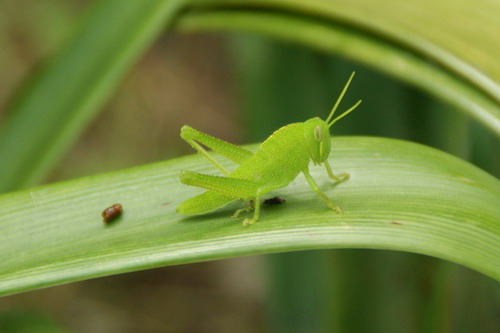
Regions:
[[314, 126, 322, 142]]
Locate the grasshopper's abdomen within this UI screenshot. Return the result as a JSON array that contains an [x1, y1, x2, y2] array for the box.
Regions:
[[231, 123, 310, 186]]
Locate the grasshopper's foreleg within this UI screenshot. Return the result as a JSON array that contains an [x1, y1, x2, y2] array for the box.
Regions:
[[181, 126, 253, 175], [303, 166, 342, 213], [324, 160, 349, 184]]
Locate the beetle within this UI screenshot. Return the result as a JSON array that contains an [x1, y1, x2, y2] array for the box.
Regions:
[[102, 203, 123, 223], [177, 72, 361, 225]]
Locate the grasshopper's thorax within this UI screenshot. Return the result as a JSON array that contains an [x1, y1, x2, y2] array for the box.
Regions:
[[303, 117, 331, 165]]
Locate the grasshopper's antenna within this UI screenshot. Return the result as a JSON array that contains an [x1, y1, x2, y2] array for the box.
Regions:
[[325, 71, 356, 124], [328, 99, 362, 128]]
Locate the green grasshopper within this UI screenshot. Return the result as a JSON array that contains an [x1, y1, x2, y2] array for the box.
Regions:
[[177, 72, 361, 225]]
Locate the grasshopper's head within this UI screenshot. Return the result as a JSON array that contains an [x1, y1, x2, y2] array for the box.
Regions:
[[304, 72, 362, 165], [304, 118, 331, 165]]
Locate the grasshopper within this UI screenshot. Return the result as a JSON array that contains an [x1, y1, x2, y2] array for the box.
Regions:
[[177, 72, 361, 225]]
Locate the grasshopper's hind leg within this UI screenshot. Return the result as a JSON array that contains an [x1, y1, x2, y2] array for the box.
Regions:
[[180, 126, 253, 175], [180, 171, 274, 225]]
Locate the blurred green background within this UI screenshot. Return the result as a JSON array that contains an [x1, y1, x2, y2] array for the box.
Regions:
[[0, 0, 498, 332]]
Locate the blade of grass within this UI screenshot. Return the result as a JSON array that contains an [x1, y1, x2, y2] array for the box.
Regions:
[[0, 0, 186, 193], [0, 137, 498, 296], [178, 1, 500, 135]]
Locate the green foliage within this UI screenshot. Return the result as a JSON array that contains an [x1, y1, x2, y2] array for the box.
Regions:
[[0, 3, 498, 325], [179, 0, 500, 135], [1, 137, 498, 296], [0, 0, 185, 192]]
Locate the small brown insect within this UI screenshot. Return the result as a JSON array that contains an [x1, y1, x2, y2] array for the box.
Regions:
[[263, 197, 287, 205], [390, 221, 402, 226], [102, 203, 123, 223]]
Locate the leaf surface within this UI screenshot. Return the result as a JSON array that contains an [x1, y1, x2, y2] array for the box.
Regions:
[[180, 0, 500, 135], [1, 137, 498, 296]]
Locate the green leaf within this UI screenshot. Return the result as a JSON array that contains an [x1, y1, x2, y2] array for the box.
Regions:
[[1, 137, 498, 296], [178, 0, 500, 135], [0, 0, 186, 192]]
